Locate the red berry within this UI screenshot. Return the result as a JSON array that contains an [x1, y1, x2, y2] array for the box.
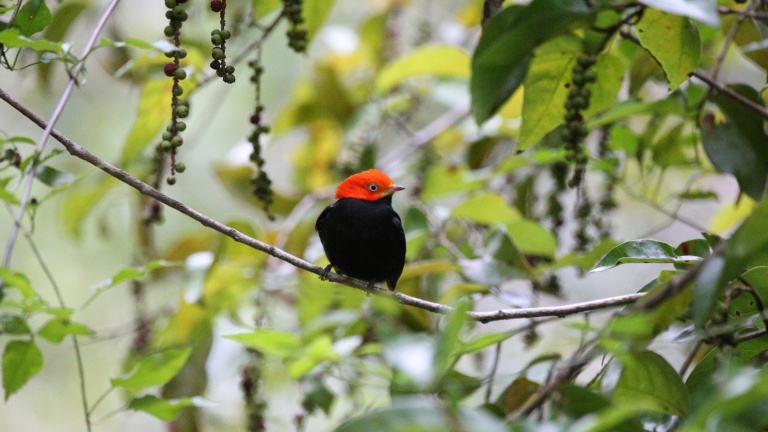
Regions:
[[164, 62, 177, 77], [210, 0, 223, 12], [250, 113, 261, 125]]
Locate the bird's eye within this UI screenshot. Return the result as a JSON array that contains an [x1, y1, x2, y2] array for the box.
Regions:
[[368, 184, 378, 192]]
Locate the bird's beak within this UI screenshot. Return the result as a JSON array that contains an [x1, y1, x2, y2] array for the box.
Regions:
[[384, 184, 405, 196]]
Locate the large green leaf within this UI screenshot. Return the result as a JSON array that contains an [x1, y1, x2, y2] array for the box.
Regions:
[[2, 340, 44, 400], [517, 35, 580, 151], [636, 9, 701, 90], [304, 0, 336, 42], [451, 192, 521, 224], [590, 239, 701, 272], [121, 79, 173, 163], [470, 0, 595, 123], [0, 28, 63, 53], [111, 348, 192, 393], [11, 0, 52, 37], [701, 85, 768, 200], [613, 350, 690, 415]]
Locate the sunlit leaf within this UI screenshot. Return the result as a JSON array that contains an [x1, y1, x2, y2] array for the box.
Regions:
[[451, 192, 522, 224], [636, 9, 700, 90], [517, 34, 580, 151], [226, 330, 302, 358], [61, 177, 119, 238], [2, 340, 44, 400], [0, 268, 36, 299], [0, 28, 63, 53], [376, 45, 470, 94], [303, 0, 336, 42], [470, 0, 595, 123], [120, 79, 172, 163], [111, 348, 192, 393], [128, 395, 200, 421], [37, 318, 94, 344], [506, 219, 556, 258]]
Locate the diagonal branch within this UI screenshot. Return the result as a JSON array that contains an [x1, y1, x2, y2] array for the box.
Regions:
[[0, 86, 644, 323]]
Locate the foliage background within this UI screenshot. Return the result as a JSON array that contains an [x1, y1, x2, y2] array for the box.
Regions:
[[1, 0, 767, 431]]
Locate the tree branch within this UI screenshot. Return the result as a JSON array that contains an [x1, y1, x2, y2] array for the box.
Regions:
[[0, 87, 644, 322], [691, 71, 768, 121]]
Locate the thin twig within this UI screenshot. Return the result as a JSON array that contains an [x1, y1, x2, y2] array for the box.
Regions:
[[0, 86, 647, 323], [2, 0, 122, 272]]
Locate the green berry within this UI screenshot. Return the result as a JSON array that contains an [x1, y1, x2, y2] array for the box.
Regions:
[[165, 0, 177, 8], [583, 70, 597, 83], [164, 26, 175, 37], [211, 34, 223, 46], [211, 47, 225, 60], [176, 105, 189, 118], [221, 30, 231, 40], [175, 68, 187, 80], [175, 162, 186, 173], [167, 175, 177, 185], [176, 121, 187, 132], [162, 131, 172, 140], [161, 140, 173, 150], [224, 73, 236, 83], [173, 85, 183, 96], [178, 49, 187, 59], [171, 135, 183, 147], [225, 65, 235, 74]]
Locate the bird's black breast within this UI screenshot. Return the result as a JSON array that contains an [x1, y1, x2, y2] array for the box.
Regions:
[[316, 197, 406, 290]]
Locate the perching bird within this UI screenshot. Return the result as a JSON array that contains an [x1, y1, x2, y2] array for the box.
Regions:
[[315, 169, 406, 290]]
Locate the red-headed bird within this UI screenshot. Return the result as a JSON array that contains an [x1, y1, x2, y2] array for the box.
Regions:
[[315, 169, 406, 290]]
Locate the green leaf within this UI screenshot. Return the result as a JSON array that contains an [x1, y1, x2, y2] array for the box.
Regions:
[[303, 0, 336, 42], [433, 301, 469, 378], [3, 340, 44, 400], [376, 44, 470, 94], [451, 192, 522, 225], [459, 330, 516, 355], [84, 260, 179, 307], [61, 177, 119, 238], [111, 348, 192, 393], [128, 395, 199, 421], [421, 165, 484, 201], [638, 0, 719, 28], [701, 85, 768, 200], [0, 28, 63, 53], [613, 350, 690, 415], [253, 0, 282, 17], [11, 0, 52, 37], [470, 0, 595, 123], [636, 9, 700, 90], [557, 384, 645, 432], [290, 335, 339, 378], [581, 42, 631, 118], [0, 268, 36, 298], [37, 318, 95, 344], [225, 330, 302, 358], [34, 165, 75, 188], [506, 219, 556, 258], [517, 35, 580, 151], [587, 97, 684, 129], [590, 239, 701, 272], [120, 79, 173, 164]]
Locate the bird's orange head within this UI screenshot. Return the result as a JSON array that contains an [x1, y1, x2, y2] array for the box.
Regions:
[[334, 169, 405, 201]]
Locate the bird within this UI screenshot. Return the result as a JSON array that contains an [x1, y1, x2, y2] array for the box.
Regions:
[[315, 169, 406, 290]]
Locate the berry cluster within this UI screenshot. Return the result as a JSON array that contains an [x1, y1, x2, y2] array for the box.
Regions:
[[283, 0, 307, 52], [161, 0, 190, 184], [562, 53, 597, 187], [209, 0, 235, 83], [247, 96, 274, 217]]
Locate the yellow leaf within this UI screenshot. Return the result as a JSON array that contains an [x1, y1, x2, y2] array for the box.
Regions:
[[375, 44, 470, 94], [710, 196, 755, 235]]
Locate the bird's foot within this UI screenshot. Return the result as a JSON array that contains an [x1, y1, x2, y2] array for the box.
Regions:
[[319, 264, 333, 281]]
